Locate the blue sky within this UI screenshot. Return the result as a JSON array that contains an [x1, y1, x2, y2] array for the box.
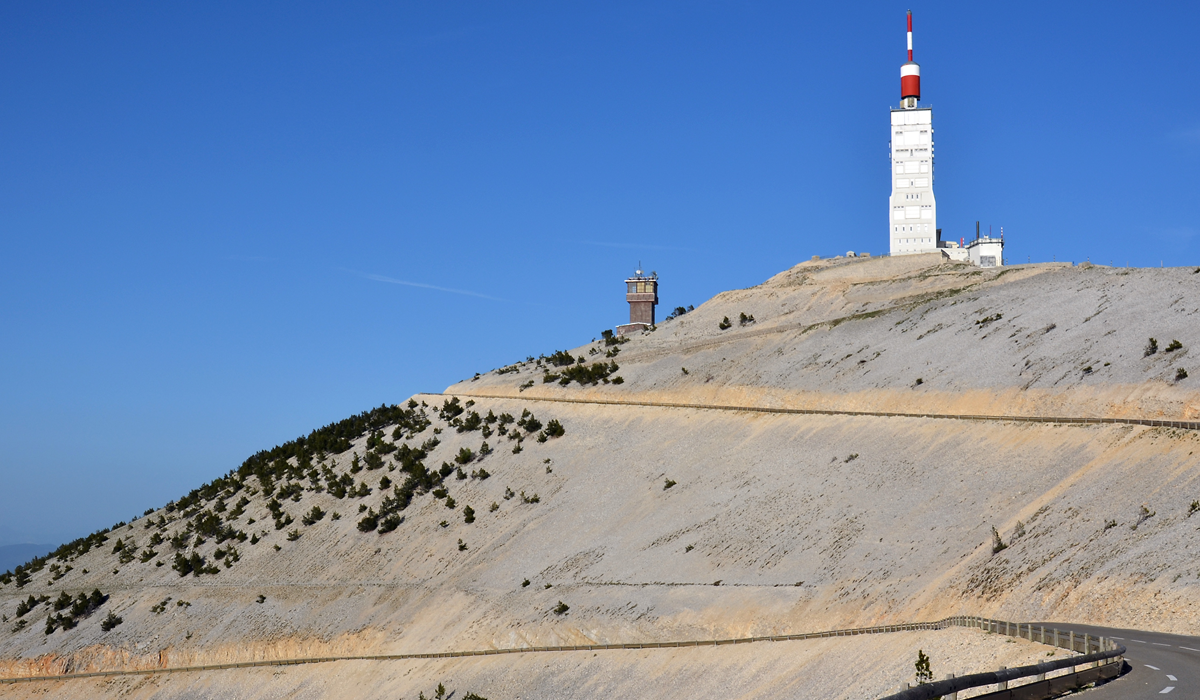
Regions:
[[1, 1, 1197, 548]]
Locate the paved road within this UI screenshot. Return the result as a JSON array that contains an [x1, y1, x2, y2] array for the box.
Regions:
[[1034, 622, 1200, 698]]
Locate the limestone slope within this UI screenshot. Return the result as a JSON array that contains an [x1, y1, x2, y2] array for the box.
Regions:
[[464, 254, 1200, 421], [1, 255, 1197, 695]]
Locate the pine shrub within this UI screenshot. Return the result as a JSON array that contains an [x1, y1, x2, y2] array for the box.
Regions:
[[100, 611, 123, 632], [914, 649, 933, 684], [990, 526, 1007, 554]]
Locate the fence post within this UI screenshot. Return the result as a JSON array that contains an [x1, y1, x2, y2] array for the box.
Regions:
[[1069, 630, 1075, 652], [1040, 625, 1045, 644], [998, 666, 1008, 691], [945, 673, 957, 700], [1053, 628, 1059, 648]]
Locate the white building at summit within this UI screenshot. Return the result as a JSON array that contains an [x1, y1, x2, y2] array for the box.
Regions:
[[885, 12, 1004, 267], [889, 11, 937, 257]]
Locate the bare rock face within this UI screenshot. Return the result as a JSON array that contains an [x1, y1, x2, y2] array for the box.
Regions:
[[2, 256, 1197, 698]]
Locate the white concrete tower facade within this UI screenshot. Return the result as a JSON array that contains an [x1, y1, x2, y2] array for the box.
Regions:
[[889, 11, 937, 256]]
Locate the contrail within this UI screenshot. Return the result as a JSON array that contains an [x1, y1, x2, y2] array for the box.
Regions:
[[343, 269, 508, 302], [581, 240, 695, 253]]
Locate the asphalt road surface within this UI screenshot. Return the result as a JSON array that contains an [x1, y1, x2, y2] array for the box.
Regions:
[[1033, 622, 1199, 698]]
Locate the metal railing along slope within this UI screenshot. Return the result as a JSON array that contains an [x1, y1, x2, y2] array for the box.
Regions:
[[1, 615, 1118, 690], [881, 616, 1125, 700]]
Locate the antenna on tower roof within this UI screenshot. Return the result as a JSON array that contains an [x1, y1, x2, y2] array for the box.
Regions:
[[900, 11, 920, 106], [907, 10, 913, 62]]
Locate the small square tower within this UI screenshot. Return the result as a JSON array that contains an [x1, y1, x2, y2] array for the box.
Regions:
[[616, 267, 658, 336]]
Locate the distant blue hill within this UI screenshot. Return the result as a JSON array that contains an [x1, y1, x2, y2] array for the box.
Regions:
[[0, 544, 56, 574]]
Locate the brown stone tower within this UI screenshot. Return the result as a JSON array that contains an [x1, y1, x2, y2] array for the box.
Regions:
[[616, 267, 658, 336]]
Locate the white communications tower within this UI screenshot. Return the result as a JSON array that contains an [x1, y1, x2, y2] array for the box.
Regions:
[[889, 11, 936, 256]]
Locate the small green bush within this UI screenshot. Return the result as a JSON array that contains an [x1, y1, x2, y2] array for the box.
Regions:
[[173, 552, 217, 577], [457, 539, 467, 551], [553, 601, 569, 615], [663, 478, 676, 490], [1166, 339, 1183, 352], [1145, 337, 1159, 357], [664, 305, 693, 321], [991, 526, 1007, 554], [463, 506, 475, 524], [357, 510, 378, 532], [601, 329, 630, 346], [1132, 504, 1155, 530], [100, 611, 123, 632], [378, 514, 403, 533], [1177, 367, 1189, 381], [554, 361, 619, 387], [545, 350, 576, 367], [914, 649, 933, 685], [718, 317, 732, 330], [301, 506, 326, 526]]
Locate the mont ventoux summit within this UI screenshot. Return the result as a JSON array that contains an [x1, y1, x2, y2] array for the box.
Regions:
[[2, 11, 1199, 700]]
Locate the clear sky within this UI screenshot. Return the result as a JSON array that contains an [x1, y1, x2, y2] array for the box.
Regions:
[[2, 1, 1198, 549]]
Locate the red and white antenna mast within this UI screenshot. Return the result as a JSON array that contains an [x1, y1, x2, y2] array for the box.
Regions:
[[900, 10, 921, 107], [907, 10, 913, 61]]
